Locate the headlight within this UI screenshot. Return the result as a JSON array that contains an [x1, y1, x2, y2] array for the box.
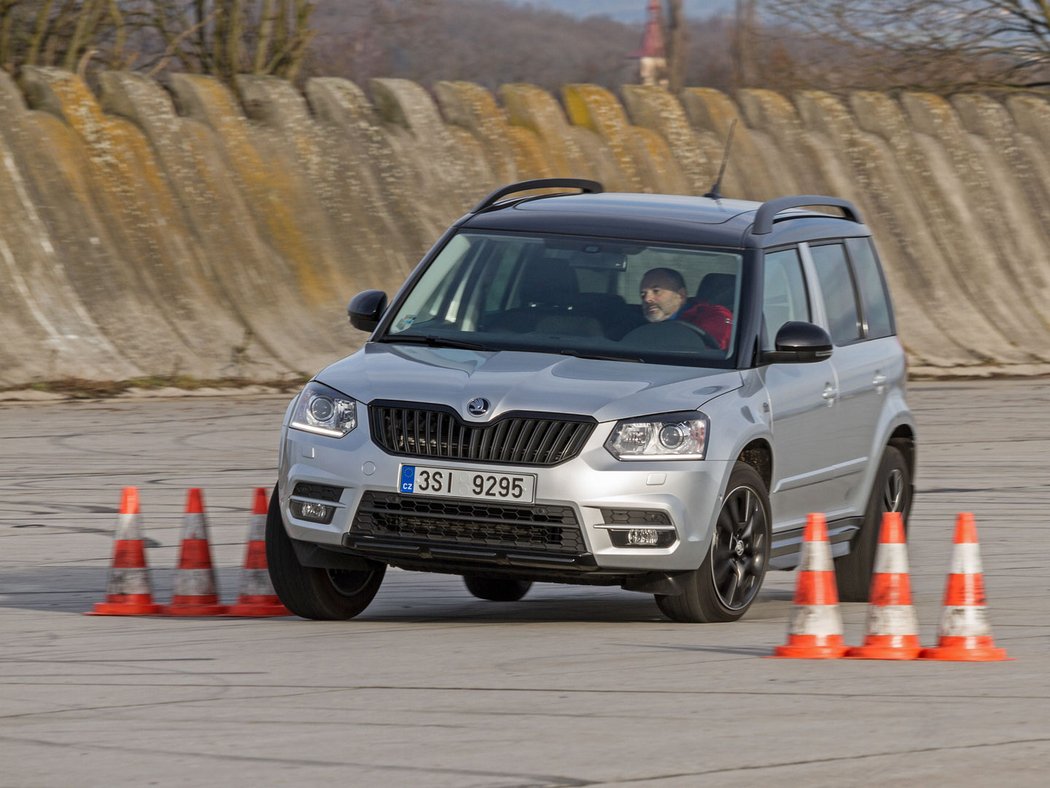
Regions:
[[605, 411, 708, 460], [290, 381, 358, 438]]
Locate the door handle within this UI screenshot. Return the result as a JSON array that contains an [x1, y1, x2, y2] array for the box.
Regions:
[[873, 373, 887, 394], [822, 383, 838, 405]]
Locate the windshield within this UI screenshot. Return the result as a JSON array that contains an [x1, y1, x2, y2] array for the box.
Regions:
[[381, 231, 743, 367]]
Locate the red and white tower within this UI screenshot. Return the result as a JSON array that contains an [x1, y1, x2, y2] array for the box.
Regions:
[[637, 0, 668, 86]]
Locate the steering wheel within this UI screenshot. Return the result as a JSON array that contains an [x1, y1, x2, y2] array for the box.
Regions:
[[622, 319, 720, 351]]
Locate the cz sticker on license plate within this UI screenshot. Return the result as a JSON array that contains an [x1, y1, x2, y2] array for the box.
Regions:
[[398, 464, 536, 503]]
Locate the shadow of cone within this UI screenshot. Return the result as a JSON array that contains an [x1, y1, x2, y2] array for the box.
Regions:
[[87, 487, 163, 615], [920, 513, 1010, 662], [162, 488, 228, 616], [846, 512, 921, 659], [773, 513, 848, 658], [226, 488, 291, 617]]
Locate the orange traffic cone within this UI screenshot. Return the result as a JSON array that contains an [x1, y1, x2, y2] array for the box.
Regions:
[[846, 512, 921, 659], [773, 513, 848, 658], [163, 488, 228, 616], [226, 488, 290, 617], [920, 513, 1009, 661], [88, 487, 164, 616]]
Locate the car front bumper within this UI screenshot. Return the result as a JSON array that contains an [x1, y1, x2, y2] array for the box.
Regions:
[[278, 418, 730, 577]]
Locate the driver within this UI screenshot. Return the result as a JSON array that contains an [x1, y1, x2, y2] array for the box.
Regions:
[[640, 267, 733, 350]]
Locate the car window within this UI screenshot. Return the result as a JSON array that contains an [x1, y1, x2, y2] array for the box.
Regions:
[[809, 243, 862, 345], [846, 237, 894, 339], [383, 231, 744, 368], [762, 248, 810, 351]]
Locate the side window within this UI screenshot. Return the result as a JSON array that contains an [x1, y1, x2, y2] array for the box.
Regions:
[[809, 243, 862, 345], [846, 237, 894, 339], [762, 248, 810, 351]]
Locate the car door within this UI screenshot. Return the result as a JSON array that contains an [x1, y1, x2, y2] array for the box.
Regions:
[[758, 247, 842, 542], [803, 241, 883, 521]]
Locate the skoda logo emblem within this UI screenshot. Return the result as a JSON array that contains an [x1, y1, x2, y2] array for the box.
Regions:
[[467, 397, 490, 417]]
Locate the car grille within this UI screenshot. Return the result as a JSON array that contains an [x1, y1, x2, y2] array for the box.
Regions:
[[369, 402, 595, 466], [350, 492, 586, 555]]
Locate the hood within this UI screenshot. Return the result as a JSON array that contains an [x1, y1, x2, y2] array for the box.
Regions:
[[316, 343, 742, 423]]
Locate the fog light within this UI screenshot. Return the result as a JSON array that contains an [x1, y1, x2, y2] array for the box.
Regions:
[[627, 528, 660, 546], [290, 499, 335, 524], [605, 525, 677, 548]]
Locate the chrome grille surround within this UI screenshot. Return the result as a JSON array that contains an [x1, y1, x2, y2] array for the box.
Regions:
[[369, 402, 595, 467]]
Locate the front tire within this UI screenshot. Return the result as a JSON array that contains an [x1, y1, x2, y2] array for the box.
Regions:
[[835, 445, 912, 602], [265, 486, 386, 620], [656, 462, 771, 623], [463, 575, 533, 601]]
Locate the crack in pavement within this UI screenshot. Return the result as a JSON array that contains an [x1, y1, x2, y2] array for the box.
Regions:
[[584, 737, 1050, 784], [0, 733, 587, 786], [0, 681, 1041, 701]]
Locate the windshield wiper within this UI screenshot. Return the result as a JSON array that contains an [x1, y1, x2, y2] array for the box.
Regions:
[[380, 334, 490, 351], [559, 348, 645, 363]]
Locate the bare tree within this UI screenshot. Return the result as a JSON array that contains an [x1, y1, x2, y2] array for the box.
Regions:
[[306, 0, 435, 84], [731, 0, 756, 89], [0, 1, 133, 73], [664, 0, 687, 93], [0, 1, 316, 83], [763, 0, 1050, 93], [179, 0, 316, 81]]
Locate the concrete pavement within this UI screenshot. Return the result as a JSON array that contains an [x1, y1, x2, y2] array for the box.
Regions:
[[1, 381, 1047, 786]]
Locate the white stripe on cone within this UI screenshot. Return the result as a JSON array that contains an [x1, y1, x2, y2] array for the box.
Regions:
[[939, 605, 993, 637], [798, 539, 834, 572], [115, 512, 143, 540], [181, 512, 208, 540], [247, 513, 265, 543], [241, 569, 277, 597], [873, 542, 910, 574], [172, 568, 217, 597], [866, 604, 919, 636], [788, 604, 842, 637], [950, 543, 983, 574], [106, 567, 152, 596]]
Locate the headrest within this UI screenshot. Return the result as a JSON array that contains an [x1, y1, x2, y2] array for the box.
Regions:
[[520, 257, 579, 304], [695, 273, 736, 309]]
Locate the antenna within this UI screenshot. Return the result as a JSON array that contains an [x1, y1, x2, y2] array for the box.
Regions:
[[704, 118, 738, 200]]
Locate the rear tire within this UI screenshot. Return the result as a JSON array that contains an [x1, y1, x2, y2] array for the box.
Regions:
[[463, 575, 533, 602], [835, 445, 911, 602], [265, 486, 385, 620], [656, 462, 771, 623]]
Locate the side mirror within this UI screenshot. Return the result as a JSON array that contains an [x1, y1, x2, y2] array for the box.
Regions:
[[763, 321, 833, 364], [347, 290, 388, 332]]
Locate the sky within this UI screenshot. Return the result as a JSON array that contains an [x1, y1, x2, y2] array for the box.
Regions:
[[502, 1, 737, 24]]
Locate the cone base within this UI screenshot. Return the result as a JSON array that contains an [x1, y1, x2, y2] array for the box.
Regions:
[[163, 603, 229, 616], [225, 601, 290, 617], [919, 645, 1010, 662], [772, 643, 848, 659], [87, 601, 164, 616], [846, 645, 921, 660]]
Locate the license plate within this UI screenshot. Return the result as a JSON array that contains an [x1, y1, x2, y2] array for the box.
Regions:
[[398, 465, 536, 503]]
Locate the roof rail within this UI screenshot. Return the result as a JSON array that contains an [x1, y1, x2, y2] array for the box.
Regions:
[[470, 178, 603, 214], [752, 195, 862, 235]]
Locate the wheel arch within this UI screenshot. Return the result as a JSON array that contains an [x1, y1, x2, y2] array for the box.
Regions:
[[888, 423, 916, 480], [887, 423, 916, 521], [736, 438, 773, 492]]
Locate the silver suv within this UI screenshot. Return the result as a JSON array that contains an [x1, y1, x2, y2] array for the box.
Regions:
[[267, 179, 916, 623]]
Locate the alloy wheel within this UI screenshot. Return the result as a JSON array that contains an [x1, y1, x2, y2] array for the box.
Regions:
[[883, 468, 906, 512], [710, 485, 768, 610]]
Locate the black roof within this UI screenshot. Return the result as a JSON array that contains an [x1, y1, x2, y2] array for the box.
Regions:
[[461, 190, 870, 249]]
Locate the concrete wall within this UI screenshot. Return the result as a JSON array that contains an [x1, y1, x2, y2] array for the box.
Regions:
[[2, 69, 1049, 387]]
